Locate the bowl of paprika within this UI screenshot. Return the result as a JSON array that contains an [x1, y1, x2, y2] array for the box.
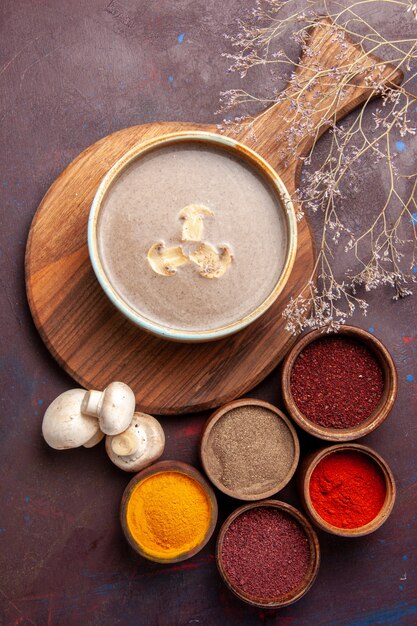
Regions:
[[299, 443, 396, 537], [281, 325, 398, 441]]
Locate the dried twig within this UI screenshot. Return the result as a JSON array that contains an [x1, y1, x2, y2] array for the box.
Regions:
[[220, 0, 417, 332]]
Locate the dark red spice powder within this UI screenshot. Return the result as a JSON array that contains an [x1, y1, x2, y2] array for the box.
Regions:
[[290, 336, 384, 428], [309, 451, 386, 529], [221, 507, 310, 600]]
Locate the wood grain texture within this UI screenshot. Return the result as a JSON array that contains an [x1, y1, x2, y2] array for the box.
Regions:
[[25, 18, 403, 414]]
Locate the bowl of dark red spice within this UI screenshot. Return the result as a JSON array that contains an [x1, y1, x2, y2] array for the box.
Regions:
[[200, 399, 300, 500], [299, 443, 396, 537], [281, 325, 397, 441], [216, 500, 320, 608]]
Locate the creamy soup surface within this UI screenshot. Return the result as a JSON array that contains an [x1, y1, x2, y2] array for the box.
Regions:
[[97, 143, 288, 332]]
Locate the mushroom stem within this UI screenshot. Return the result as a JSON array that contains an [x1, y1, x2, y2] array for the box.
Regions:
[[81, 390, 103, 416], [106, 412, 165, 472], [111, 431, 142, 457], [179, 204, 214, 242]]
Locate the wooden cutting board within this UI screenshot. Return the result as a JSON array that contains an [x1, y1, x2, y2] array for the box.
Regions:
[[25, 18, 401, 414]]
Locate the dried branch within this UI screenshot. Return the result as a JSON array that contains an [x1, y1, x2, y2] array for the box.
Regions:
[[220, 0, 417, 332]]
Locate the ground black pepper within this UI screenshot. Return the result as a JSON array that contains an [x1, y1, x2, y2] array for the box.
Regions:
[[290, 336, 384, 428], [206, 405, 295, 497], [221, 507, 310, 600]]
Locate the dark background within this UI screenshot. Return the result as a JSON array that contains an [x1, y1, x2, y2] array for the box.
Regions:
[[0, 1, 416, 625]]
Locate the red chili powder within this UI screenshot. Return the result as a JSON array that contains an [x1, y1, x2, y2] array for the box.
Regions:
[[290, 336, 384, 428], [309, 451, 386, 529], [221, 507, 310, 600]]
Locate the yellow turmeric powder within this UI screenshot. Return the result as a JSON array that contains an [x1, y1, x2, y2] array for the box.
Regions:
[[126, 471, 212, 560]]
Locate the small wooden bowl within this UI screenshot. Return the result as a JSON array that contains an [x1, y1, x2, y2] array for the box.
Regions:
[[200, 398, 300, 500], [281, 325, 398, 441], [216, 500, 320, 608], [299, 443, 396, 537], [120, 460, 218, 563]]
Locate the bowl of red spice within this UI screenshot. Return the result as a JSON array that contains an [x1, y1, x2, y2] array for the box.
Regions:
[[299, 443, 396, 537], [216, 500, 320, 608], [281, 325, 397, 441]]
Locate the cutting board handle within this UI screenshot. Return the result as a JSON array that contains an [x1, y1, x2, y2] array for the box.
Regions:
[[235, 16, 403, 178]]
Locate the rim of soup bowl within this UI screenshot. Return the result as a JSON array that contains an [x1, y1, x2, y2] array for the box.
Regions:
[[88, 131, 297, 342]]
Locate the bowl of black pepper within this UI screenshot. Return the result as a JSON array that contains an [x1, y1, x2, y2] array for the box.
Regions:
[[201, 399, 300, 500], [281, 325, 397, 441]]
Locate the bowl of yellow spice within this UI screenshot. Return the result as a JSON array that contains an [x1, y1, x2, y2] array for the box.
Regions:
[[120, 460, 218, 563]]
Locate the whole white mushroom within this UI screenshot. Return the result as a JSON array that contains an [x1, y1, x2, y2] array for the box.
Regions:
[[81, 382, 135, 436], [106, 412, 165, 472], [42, 389, 104, 450]]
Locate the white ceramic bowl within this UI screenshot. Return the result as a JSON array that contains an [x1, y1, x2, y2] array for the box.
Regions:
[[88, 131, 297, 342]]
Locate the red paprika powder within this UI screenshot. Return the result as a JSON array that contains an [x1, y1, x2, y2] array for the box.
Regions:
[[309, 450, 386, 529]]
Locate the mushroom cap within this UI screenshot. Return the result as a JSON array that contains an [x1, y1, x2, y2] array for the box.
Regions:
[[42, 389, 101, 450], [82, 382, 136, 435], [83, 429, 105, 448], [106, 412, 165, 472]]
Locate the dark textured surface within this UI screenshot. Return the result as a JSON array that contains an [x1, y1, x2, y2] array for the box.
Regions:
[[0, 1, 416, 625]]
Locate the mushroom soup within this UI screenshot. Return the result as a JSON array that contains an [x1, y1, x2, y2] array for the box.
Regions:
[[96, 142, 288, 332]]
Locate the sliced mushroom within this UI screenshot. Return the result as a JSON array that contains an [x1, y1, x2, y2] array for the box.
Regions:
[[81, 382, 135, 436], [106, 412, 165, 472], [42, 389, 103, 450], [179, 204, 214, 242], [189, 242, 233, 278], [147, 242, 189, 276]]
